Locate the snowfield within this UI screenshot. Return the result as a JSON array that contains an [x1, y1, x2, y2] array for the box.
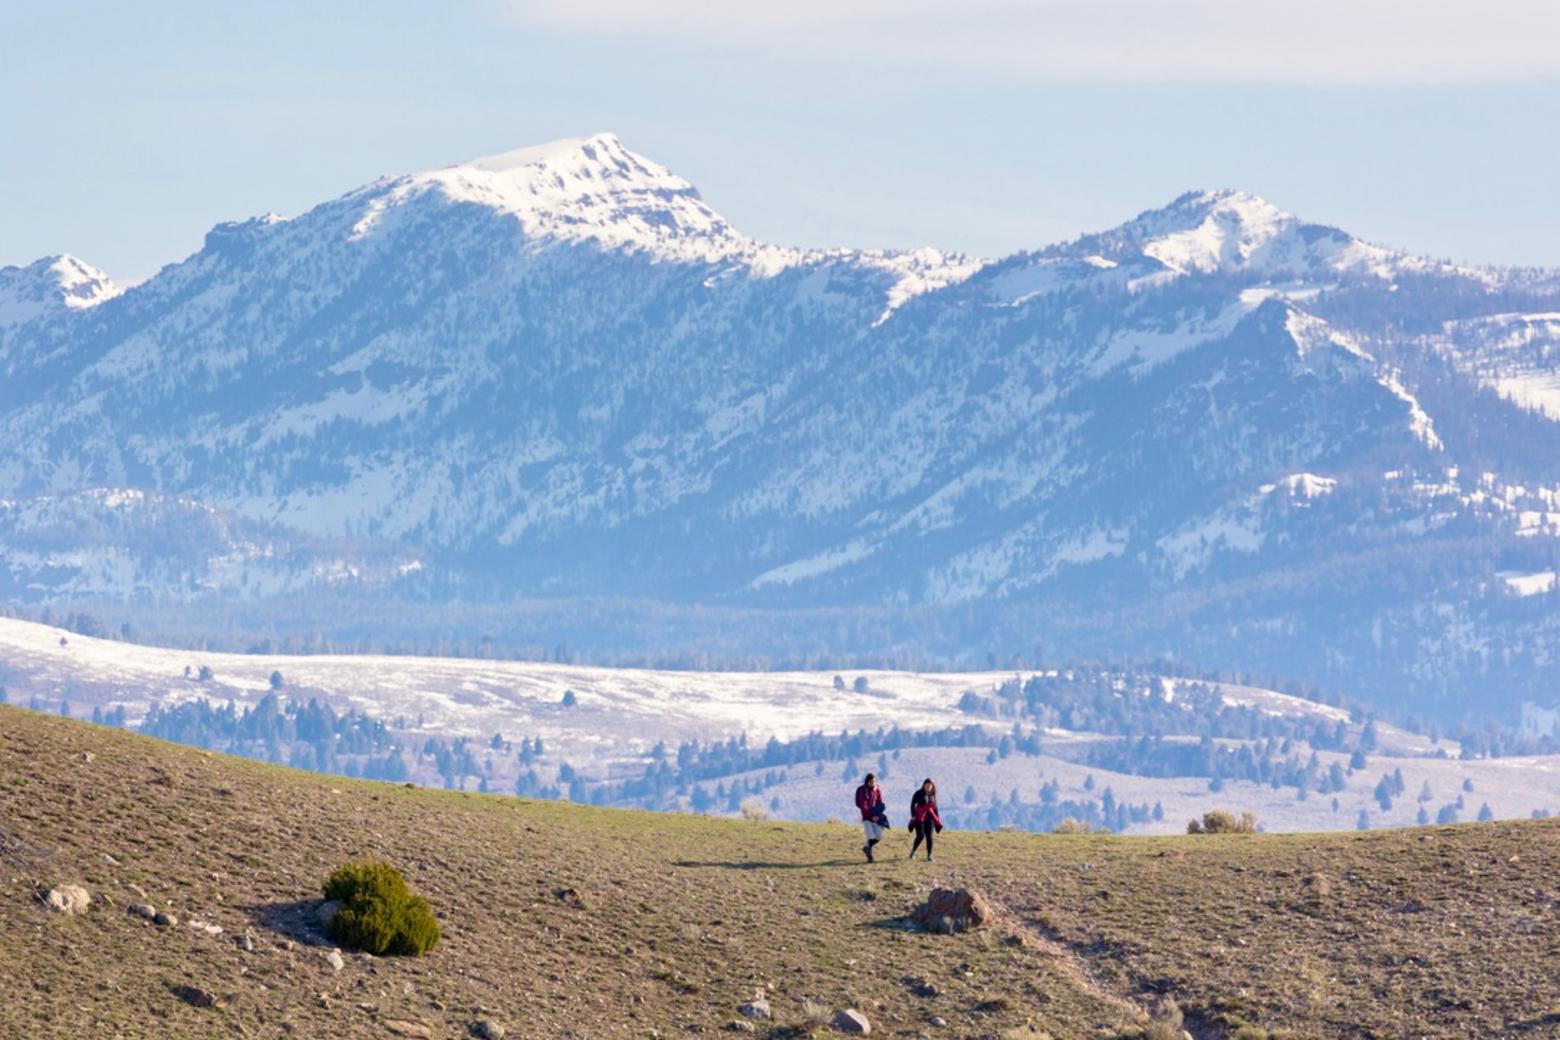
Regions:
[[6, 616, 1558, 835], [0, 616, 1016, 760]]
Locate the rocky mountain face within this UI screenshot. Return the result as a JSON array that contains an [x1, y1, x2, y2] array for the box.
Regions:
[[4, 133, 1560, 718]]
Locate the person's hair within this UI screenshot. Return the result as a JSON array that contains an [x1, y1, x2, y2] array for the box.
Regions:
[[864, 773, 876, 784], [922, 778, 936, 798]]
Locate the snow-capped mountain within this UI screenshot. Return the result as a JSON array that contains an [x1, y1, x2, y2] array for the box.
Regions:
[[4, 133, 1560, 720]]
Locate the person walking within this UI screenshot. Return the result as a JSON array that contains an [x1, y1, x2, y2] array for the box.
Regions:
[[908, 777, 942, 861], [854, 772, 888, 862]]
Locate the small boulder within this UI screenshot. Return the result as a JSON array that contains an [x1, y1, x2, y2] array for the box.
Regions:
[[725, 1021, 756, 1033], [737, 999, 772, 1020], [44, 884, 90, 916], [831, 1008, 871, 1034], [928, 1016, 948, 1028], [172, 984, 217, 1008], [471, 1021, 506, 1040], [127, 903, 156, 921], [236, 932, 255, 952], [325, 949, 345, 972], [154, 911, 178, 927], [384, 1021, 434, 1039], [910, 888, 992, 934], [316, 899, 342, 927]]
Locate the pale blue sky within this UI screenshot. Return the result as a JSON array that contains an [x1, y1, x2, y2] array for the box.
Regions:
[[3, 1, 1559, 282]]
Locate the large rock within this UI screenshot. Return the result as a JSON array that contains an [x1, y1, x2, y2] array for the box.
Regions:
[[910, 887, 992, 934], [831, 1008, 871, 1034], [737, 999, 771, 1020], [44, 884, 90, 915]]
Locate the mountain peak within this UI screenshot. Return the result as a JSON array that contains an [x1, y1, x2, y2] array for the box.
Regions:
[[456, 131, 631, 175], [393, 131, 751, 262], [0, 254, 119, 330], [1052, 188, 1400, 280]]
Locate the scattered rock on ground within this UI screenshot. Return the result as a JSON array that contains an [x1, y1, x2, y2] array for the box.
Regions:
[[724, 1021, 756, 1033], [325, 949, 345, 972], [470, 1020, 506, 1039], [928, 1016, 947, 1028], [831, 1008, 871, 1034], [555, 887, 585, 909], [154, 911, 178, 927], [44, 884, 91, 915], [737, 999, 771, 1020], [910, 888, 992, 934], [172, 984, 217, 1008], [316, 899, 342, 927], [384, 1020, 435, 1038], [127, 903, 156, 921], [236, 932, 255, 952], [189, 918, 223, 936]]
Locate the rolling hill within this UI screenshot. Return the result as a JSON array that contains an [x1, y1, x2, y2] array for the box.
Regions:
[[3, 705, 1557, 1038]]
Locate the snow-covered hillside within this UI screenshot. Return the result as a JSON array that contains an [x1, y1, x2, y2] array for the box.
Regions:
[[6, 616, 1556, 836], [4, 133, 1560, 720]]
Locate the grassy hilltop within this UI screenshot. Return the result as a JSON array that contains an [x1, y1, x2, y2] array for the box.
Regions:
[[2, 704, 1557, 1039]]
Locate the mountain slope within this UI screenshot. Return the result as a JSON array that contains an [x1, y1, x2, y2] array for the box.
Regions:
[[4, 706, 1559, 1039], [5, 135, 1560, 719]]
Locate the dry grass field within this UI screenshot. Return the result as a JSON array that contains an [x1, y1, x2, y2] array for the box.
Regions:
[[2, 705, 1556, 1039]]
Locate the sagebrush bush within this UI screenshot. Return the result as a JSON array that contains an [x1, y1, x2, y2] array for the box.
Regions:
[[1186, 809, 1258, 834], [323, 860, 440, 956]]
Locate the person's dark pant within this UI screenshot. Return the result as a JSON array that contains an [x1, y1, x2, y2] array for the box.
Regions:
[[910, 820, 935, 858]]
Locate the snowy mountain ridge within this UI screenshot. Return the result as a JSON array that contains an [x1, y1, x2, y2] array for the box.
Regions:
[[4, 133, 1560, 719]]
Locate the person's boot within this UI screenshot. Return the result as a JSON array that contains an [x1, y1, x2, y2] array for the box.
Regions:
[[862, 843, 873, 863]]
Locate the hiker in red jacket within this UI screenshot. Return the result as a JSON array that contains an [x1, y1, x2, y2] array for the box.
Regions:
[[854, 772, 887, 862], [908, 777, 943, 861]]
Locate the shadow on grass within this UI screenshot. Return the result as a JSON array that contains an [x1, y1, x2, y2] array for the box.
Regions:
[[1507, 1011, 1560, 1034], [242, 899, 336, 947], [860, 916, 917, 932], [673, 859, 861, 871]]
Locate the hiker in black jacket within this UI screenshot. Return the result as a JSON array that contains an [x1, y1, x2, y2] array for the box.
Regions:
[[907, 778, 943, 862]]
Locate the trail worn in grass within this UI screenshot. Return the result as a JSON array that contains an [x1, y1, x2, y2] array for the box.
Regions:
[[1, 705, 1555, 1038]]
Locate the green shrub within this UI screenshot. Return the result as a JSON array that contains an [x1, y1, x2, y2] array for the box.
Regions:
[[322, 860, 439, 956]]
